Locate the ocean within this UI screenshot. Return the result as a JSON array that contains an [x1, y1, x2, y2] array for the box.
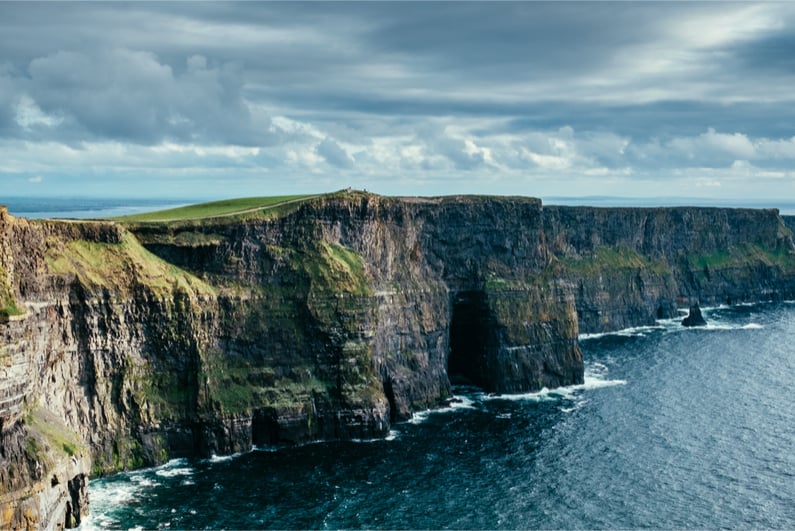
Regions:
[[80, 302, 795, 529], [1, 197, 193, 220], [7, 197, 793, 529]]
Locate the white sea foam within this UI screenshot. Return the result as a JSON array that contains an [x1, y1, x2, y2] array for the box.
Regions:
[[482, 386, 571, 402], [253, 444, 282, 452], [129, 474, 160, 487], [352, 430, 400, 443], [206, 452, 242, 463], [482, 367, 626, 404], [580, 324, 666, 340], [408, 393, 477, 423], [578, 331, 610, 340], [578, 375, 627, 390], [560, 399, 588, 413], [581, 308, 767, 340], [694, 321, 765, 332], [155, 466, 194, 478], [93, 479, 141, 505]]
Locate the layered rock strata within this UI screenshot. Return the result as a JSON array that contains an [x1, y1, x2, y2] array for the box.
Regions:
[[1, 194, 794, 528]]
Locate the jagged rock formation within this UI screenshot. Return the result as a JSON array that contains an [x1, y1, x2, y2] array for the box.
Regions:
[[681, 303, 708, 327], [1, 193, 795, 529]]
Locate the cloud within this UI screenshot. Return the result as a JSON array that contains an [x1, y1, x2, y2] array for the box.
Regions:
[[28, 175, 43, 183], [17, 48, 273, 146], [668, 128, 756, 163], [1, 2, 795, 199], [315, 138, 354, 169]]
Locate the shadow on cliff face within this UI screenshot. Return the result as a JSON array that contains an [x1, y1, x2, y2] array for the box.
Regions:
[[448, 291, 495, 391]]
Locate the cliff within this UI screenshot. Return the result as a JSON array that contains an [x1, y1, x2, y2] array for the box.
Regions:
[[1, 194, 794, 528], [545, 206, 795, 332], [784, 215, 795, 237]]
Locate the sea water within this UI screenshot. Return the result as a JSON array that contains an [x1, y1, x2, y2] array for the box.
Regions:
[[81, 303, 795, 529], [2, 197, 192, 219]]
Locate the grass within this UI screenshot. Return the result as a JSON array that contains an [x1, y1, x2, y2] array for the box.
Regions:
[[305, 242, 373, 297], [199, 348, 330, 414], [45, 230, 215, 297], [689, 243, 795, 271], [114, 195, 315, 223], [559, 246, 670, 276], [24, 407, 84, 464], [0, 302, 24, 320], [0, 264, 23, 320]]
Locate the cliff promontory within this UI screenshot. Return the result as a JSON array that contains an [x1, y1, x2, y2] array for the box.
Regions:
[[2, 193, 794, 529]]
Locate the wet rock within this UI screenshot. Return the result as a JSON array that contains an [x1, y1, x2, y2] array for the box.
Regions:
[[682, 303, 708, 327]]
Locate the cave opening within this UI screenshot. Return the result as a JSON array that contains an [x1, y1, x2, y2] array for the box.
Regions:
[[448, 290, 493, 390]]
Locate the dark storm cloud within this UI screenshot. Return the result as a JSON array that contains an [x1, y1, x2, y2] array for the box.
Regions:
[[727, 31, 795, 74], [1, 2, 792, 142], [2, 1, 795, 198], [9, 47, 272, 146], [504, 100, 795, 141], [358, 2, 668, 76]]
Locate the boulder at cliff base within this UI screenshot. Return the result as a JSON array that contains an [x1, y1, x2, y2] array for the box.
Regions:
[[682, 303, 707, 327]]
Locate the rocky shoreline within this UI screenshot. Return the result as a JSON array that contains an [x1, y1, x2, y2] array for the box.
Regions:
[[2, 193, 794, 529]]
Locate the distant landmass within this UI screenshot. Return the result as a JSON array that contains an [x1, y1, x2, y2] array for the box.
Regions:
[[543, 195, 795, 215]]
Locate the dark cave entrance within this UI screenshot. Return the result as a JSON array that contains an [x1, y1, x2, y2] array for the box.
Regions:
[[448, 291, 494, 390]]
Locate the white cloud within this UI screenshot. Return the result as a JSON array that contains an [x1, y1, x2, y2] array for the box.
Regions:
[[28, 175, 43, 183], [14, 95, 63, 128]]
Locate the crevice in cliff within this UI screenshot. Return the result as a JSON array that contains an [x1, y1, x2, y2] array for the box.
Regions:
[[448, 291, 494, 391]]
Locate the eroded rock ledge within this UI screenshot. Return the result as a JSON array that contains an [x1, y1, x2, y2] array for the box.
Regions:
[[2, 194, 794, 528]]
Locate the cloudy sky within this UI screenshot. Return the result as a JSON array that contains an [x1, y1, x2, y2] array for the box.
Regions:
[[2, 2, 795, 201]]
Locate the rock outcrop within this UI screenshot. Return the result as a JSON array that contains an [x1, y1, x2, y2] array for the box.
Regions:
[[681, 303, 708, 327], [2, 194, 794, 528]]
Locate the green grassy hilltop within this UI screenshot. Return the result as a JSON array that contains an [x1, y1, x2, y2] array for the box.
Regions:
[[114, 194, 316, 223]]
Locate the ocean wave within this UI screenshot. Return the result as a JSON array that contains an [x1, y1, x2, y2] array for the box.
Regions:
[[693, 322, 764, 332], [205, 452, 243, 464], [408, 394, 477, 424], [580, 308, 767, 340], [352, 429, 401, 443], [579, 324, 667, 341], [155, 466, 194, 478], [560, 399, 588, 414], [481, 373, 626, 404]]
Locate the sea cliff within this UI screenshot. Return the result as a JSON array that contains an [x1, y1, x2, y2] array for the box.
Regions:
[[2, 194, 794, 529]]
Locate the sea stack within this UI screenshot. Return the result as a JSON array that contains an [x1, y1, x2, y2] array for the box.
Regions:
[[682, 303, 708, 327]]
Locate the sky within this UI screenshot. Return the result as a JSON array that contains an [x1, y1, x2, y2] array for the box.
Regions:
[[2, 1, 795, 201]]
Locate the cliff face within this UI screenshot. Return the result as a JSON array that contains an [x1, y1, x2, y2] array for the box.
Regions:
[[133, 195, 581, 417], [545, 206, 795, 333], [784, 216, 795, 236], [2, 195, 794, 528]]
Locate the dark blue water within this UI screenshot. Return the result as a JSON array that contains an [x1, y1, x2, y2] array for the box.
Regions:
[[1, 197, 193, 219], [81, 303, 795, 530]]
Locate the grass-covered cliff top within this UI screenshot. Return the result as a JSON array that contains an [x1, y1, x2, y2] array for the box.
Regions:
[[114, 190, 547, 226], [115, 194, 316, 222]]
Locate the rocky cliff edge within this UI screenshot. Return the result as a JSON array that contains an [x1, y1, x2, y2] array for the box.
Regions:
[[2, 194, 794, 528]]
